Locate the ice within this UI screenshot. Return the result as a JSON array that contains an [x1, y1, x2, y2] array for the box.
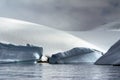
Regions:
[[48, 47, 103, 64], [0, 42, 43, 63], [95, 40, 120, 65]]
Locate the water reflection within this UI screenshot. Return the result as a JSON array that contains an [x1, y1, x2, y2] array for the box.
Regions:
[[0, 63, 120, 80]]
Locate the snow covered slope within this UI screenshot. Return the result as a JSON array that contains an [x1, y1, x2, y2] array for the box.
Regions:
[[48, 47, 103, 64], [95, 40, 120, 65]]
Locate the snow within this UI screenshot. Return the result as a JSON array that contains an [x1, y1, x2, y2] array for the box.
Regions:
[[95, 40, 120, 65], [48, 47, 103, 64], [0, 42, 43, 63]]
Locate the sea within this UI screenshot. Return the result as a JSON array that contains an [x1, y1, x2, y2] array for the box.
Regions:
[[0, 63, 120, 80]]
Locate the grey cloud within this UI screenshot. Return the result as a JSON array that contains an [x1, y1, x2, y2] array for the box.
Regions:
[[0, 0, 120, 31]]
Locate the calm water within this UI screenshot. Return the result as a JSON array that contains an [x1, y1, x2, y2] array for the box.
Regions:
[[0, 63, 120, 80]]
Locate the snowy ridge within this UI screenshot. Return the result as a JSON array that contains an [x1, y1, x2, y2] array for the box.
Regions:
[[95, 39, 120, 65], [48, 47, 103, 64]]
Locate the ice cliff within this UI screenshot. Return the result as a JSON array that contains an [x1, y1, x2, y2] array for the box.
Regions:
[[95, 40, 120, 65], [0, 42, 43, 63]]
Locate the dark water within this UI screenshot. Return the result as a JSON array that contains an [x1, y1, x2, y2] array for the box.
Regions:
[[0, 63, 120, 80]]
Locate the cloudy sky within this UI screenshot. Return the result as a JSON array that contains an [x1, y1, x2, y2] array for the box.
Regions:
[[0, 17, 105, 56], [0, 0, 120, 31]]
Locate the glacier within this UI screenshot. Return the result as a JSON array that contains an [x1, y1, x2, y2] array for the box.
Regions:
[[95, 39, 120, 65], [0, 42, 43, 63], [48, 47, 103, 64]]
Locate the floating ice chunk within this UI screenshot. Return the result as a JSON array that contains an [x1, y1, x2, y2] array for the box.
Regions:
[[48, 47, 103, 64], [0, 42, 43, 64], [95, 40, 120, 65]]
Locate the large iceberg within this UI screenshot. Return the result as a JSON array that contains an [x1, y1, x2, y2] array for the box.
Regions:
[[0, 42, 43, 63], [95, 40, 120, 65], [48, 47, 103, 64]]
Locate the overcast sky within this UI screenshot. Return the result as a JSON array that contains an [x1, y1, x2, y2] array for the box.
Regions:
[[0, 0, 120, 31]]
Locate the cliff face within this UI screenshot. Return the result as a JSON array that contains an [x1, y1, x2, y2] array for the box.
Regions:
[[48, 47, 103, 64], [0, 42, 43, 63], [95, 40, 120, 65]]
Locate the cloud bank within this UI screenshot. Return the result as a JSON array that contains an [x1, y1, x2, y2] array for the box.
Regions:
[[0, 0, 120, 31], [0, 17, 104, 56]]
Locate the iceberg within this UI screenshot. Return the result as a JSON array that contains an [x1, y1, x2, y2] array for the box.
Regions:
[[95, 40, 120, 65], [0, 42, 43, 63], [48, 47, 103, 64]]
